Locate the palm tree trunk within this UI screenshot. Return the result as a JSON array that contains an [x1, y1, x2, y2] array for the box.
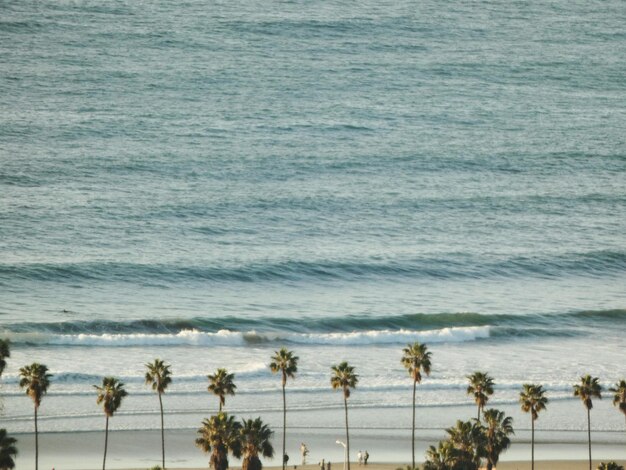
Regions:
[[34, 406, 38, 470], [477, 405, 481, 422], [103, 416, 109, 470], [282, 381, 286, 470], [159, 392, 165, 470], [344, 395, 350, 470], [587, 407, 591, 470], [411, 379, 416, 470], [531, 416, 535, 470]]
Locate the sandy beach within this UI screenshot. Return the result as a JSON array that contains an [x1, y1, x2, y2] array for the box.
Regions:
[[11, 428, 626, 470]]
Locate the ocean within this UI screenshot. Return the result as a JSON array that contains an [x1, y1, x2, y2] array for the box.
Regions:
[[1, 0, 625, 465]]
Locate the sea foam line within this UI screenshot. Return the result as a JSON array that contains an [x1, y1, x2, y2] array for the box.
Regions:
[[7, 326, 490, 347]]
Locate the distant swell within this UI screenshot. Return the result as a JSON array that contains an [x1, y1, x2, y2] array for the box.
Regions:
[[0, 250, 624, 285]]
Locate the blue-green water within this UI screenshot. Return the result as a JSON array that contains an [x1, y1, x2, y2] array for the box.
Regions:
[[1, 0, 625, 461]]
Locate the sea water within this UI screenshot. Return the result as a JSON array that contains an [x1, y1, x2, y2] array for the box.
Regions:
[[1, 0, 625, 463]]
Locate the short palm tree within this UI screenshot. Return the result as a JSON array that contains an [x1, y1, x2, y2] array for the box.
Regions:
[[331, 362, 358, 470], [269, 347, 298, 470], [145, 359, 172, 470], [597, 463, 624, 470], [0, 339, 9, 379], [208, 368, 236, 412], [482, 408, 514, 470], [401, 342, 432, 470], [423, 440, 457, 470], [19, 363, 52, 470], [519, 384, 548, 470], [240, 417, 275, 470], [445, 419, 485, 469], [0, 428, 18, 470], [466, 372, 494, 422], [573, 375, 602, 470], [609, 380, 626, 436], [196, 412, 242, 470], [95, 377, 128, 470]]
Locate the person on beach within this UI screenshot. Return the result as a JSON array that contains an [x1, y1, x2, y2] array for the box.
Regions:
[[357, 450, 363, 465], [300, 443, 309, 465], [327, 462, 331, 470], [364, 450, 369, 465], [320, 458, 325, 470]]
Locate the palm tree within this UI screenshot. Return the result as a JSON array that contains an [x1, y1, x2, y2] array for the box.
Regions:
[[423, 440, 457, 470], [0, 429, 18, 470], [331, 362, 358, 470], [0, 340, 9, 379], [519, 384, 548, 470], [445, 420, 485, 470], [145, 359, 172, 470], [95, 377, 128, 470], [482, 408, 514, 470], [208, 368, 236, 412], [573, 375, 602, 470], [196, 412, 242, 470], [466, 372, 494, 422], [609, 380, 626, 437], [401, 342, 432, 470], [269, 347, 298, 470], [597, 463, 624, 470], [19, 363, 52, 470], [240, 417, 275, 470]]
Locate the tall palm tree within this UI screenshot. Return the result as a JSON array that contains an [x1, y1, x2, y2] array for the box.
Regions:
[[573, 375, 602, 470], [466, 372, 495, 421], [208, 368, 236, 412], [0, 428, 18, 470], [331, 362, 358, 470], [609, 380, 626, 436], [482, 408, 514, 470], [0, 340, 9, 379], [145, 358, 172, 470], [95, 377, 128, 470], [519, 384, 548, 470], [401, 342, 432, 470], [19, 363, 52, 470], [240, 417, 275, 470], [269, 347, 298, 470], [196, 412, 242, 470]]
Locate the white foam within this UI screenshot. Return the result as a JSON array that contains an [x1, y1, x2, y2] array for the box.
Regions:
[[10, 326, 489, 347]]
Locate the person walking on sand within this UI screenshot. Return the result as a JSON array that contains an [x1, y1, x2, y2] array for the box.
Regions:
[[363, 450, 369, 465], [300, 443, 309, 465], [357, 450, 362, 465], [327, 462, 331, 470], [320, 459, 325, 470]]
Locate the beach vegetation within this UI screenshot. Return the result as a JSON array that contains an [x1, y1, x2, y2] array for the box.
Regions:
[[196, 412, 242, 470], [573, 374, 602, 470], [145, 358, 173, 470], [445, 419, 484, 469], [240, 417, 274, 470], [19, 362, 52, 470], [95, 376, 128, 470], [269, 347, 298, 470], [401, 342, 432, 470], [208, 368, 237, 412], [0, 340, 9, 379], [466, 372, 494, 422], [597, 463, 624, 470], [423, 440, 459, 470], [608, 379, 626, 432], [331, 361, 358, 470], [482, 408, 514, 470], [0, 428, 17, 470], [519, 384, 548, 470]]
